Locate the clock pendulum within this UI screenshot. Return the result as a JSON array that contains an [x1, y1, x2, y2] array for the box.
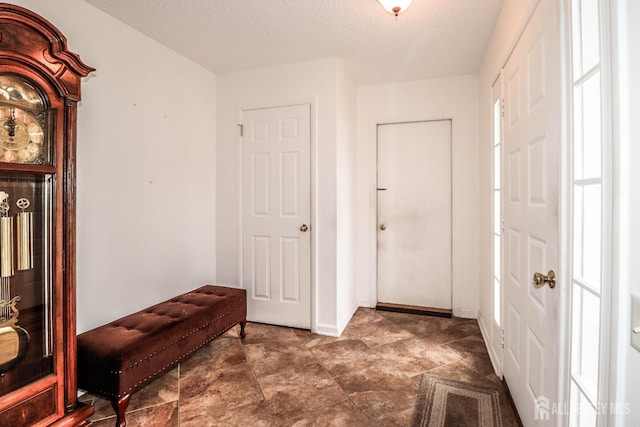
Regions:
[[0, 191, 32, 377], [16, 198, 33, 271]]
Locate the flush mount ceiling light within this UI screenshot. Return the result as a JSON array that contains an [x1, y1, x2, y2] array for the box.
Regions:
[[377, 0, 413, 17]]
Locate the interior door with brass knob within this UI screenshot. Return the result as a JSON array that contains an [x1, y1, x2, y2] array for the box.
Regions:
[[376, 120, 452, 310], [241, 104, 311, 329], [501, 0, 561, 423]]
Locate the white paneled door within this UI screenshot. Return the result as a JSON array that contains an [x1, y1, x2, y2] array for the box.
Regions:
[[502, 0, 560, 424], [377, 120, 452, 310], [241, 104, 311, 329]]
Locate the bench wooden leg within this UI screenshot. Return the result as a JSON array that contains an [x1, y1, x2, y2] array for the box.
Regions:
[[111, 394, 131, 427], [239, 319, 247, 340]]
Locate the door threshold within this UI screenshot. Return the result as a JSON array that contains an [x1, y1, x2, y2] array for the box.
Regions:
[[375, 302, 452, 318]]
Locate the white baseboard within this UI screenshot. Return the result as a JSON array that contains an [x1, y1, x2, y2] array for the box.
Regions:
[[314, 323, 340, 337], [452, 307, 479, 318], [477, 311, 502, 377], [337, 303, 359, 335], [358, 300, 375, 308]]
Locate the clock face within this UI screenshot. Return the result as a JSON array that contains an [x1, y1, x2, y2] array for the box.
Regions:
[[0, 107, 45, 163], [0, 75, 50, 165]]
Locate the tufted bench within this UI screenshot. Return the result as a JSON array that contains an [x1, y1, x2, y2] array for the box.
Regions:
[[76, 285, 246, 427]]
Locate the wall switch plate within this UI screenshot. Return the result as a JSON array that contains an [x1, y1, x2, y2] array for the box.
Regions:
[[631, 294, 640, 352]]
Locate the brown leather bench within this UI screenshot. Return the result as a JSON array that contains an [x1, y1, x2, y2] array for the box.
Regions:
[[77, 285, 246, 427]]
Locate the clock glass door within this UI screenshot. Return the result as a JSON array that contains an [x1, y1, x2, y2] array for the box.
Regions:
[[0, 74, 55, 396]]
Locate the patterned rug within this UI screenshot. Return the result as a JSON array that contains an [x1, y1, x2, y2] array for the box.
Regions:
[[412, 374, 503, 427]]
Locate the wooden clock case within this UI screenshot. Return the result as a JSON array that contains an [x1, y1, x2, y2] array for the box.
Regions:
[[0, 3, 94, 425]]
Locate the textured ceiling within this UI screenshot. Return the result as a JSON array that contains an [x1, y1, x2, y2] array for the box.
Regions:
[[83, 0, 504, 85]]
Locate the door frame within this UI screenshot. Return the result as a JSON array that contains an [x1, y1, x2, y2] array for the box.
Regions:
[[487, 72, 505, 378], [368, 117, 454, 310], [236, 98, 318, 332]]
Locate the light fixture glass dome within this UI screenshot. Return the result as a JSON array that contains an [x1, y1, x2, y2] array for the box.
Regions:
[[377, 0, 413, 16]]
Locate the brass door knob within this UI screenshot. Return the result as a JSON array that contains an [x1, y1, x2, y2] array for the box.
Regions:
[[379, 224, 386, 231], [300, 224, 308, 232], [533, 270, 556, 289]]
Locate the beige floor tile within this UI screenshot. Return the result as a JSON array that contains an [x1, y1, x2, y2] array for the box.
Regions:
[[342, 318, 414, 347], [180, 400, 273, 427], [349, 389, 418, 424], [258, 363, 348, 418], [333, 362, 420, 395], [180, 336, 246, 372], [179, 363, 263, 421], [81, 367, 179, 422], [80, 312, 520, 426], [373, 336, 462, 377], [310, 339, 380, 377], [244, 341, 317, 377], [90, 401, 178, 427], [241, 322, 303, 346], [273, 399, 370, 427]]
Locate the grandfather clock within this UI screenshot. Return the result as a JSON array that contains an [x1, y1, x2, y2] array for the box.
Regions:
[[0, 4, 94, 425]]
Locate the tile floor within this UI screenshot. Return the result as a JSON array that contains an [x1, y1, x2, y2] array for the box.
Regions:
[[80, 308, 520, 426]]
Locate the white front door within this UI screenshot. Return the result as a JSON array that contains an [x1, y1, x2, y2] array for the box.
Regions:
[[241, 104, 311, 329], [502, 0, 561, 424], [377, 120, 452, 310]]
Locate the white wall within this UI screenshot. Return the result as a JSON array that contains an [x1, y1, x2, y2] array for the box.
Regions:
[[216, 57, 357, 336], [355, 75, 480, 318], [476, 0, 539, 370], [612, 0, 640, 423], [336, 61, 358, 332], [11, 0, 218, 333]]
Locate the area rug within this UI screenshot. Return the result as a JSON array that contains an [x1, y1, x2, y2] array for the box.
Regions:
[[411, 374, 503, 427]]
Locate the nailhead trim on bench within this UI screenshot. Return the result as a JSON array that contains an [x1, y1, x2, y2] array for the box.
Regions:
[[77, 285, 247, 427], [99, 302, 243, 375], [86, 320, 239, 399]]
